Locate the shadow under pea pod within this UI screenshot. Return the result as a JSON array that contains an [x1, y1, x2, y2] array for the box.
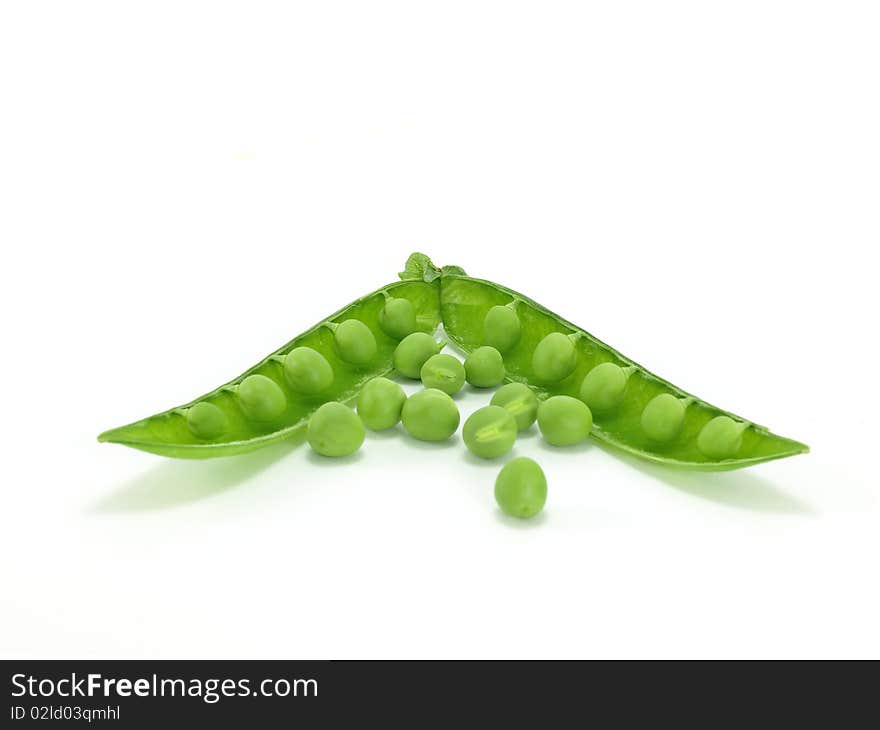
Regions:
[[90, 437, 302, 514], [609, 448, 815, 516]]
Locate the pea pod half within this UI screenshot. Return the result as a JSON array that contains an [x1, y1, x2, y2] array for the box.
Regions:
[[98, 276, 444, 458], [437, 257, 808, 470]]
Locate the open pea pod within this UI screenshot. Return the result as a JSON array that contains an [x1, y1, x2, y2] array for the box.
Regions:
[[438, 261, 809, 470], [98, 272, 445, 458]]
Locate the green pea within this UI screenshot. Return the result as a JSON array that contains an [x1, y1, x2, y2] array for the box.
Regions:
[[494, 457, 547, 519], [307, 402, 365, 457], [697, 416, 747, 459], [420, 353, 466, 395], [532, 332, 578, 383], [393, 333, 444, 379], [490, 382, 538, 431], [237, 374, 287, 422], [186, 401, 228, 440], [357, 377, 407, 431], [401, 388, 460, 441], [641, 393, 686, 442], [463, 405, 517, 459], [579, 362, 630, 412], [282, 347, 334, 395], [379, 296, 417, 340], [537, 395, 593, 446], [333, 319, 377, 366], [483, 303, 521, 353], [464, 346, 505, 388]]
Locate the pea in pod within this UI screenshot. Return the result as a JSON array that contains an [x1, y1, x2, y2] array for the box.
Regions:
[[438, 257, 809, 470]]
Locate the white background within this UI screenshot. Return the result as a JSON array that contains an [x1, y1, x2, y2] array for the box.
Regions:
[[1, 1, 877, 659]]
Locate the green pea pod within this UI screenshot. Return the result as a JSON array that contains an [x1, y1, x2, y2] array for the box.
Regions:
[[101, 251, 809, 470], [438, 260, 809, 471], [98, 274, 444, 458]]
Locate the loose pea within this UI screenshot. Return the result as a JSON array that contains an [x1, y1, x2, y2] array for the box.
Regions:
[[537, 395, 593, 446], [237, 374, 287, 422], [308, 402, 365, 457], [490, 382, 538, 431], [401, 388, 460, 441], [393, 333, 444, 379], [186, 401, 228, 440], [641, 393, 686, 442], [579, 362, 630, 412], [357, 377, 407, 431], [494, 457, 547, 519], [420, 353, 465, 395], [464, 346, 505, 388], [282, 347, 334, 395], [532, 332, 578, 383], [379, 296, 417, 340], [483, 303, 521, 353], [463, 405, 518, 459], [697, 416, 746, 459], [333, 319, 377, 366]]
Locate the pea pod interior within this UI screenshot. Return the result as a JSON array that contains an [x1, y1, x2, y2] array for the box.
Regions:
[[98, 279, 441, 458], [440, 275, 808, 470]]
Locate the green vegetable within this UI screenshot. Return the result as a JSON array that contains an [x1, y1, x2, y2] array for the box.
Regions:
[[464, 346, 505, 388], [420, 353, 466, 395], [439, 265, 808, 470], [494, 457, 547, 518], [640, 393, 686, 443], [282, 347, 334, 395], [401, 388, 460, 442], [482, 302, 521, 353], [490, 382, 538, 431], [532, 332, 578, 383], [308, 402, 365, 457], [98, 273, 443, 458], [537, 395, 593, 446], [379, 296, 417, 340], [462, 405, 517, 459], [356, 377, 407, 431], [394, 333, 445, 379], [185, 402, 228, 440], [237, 374, 288, 422], [331, 319, 377, 366], [101, 252, 808, 471], [697, 415, 747, 459], [579, 362, 632, 412]]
